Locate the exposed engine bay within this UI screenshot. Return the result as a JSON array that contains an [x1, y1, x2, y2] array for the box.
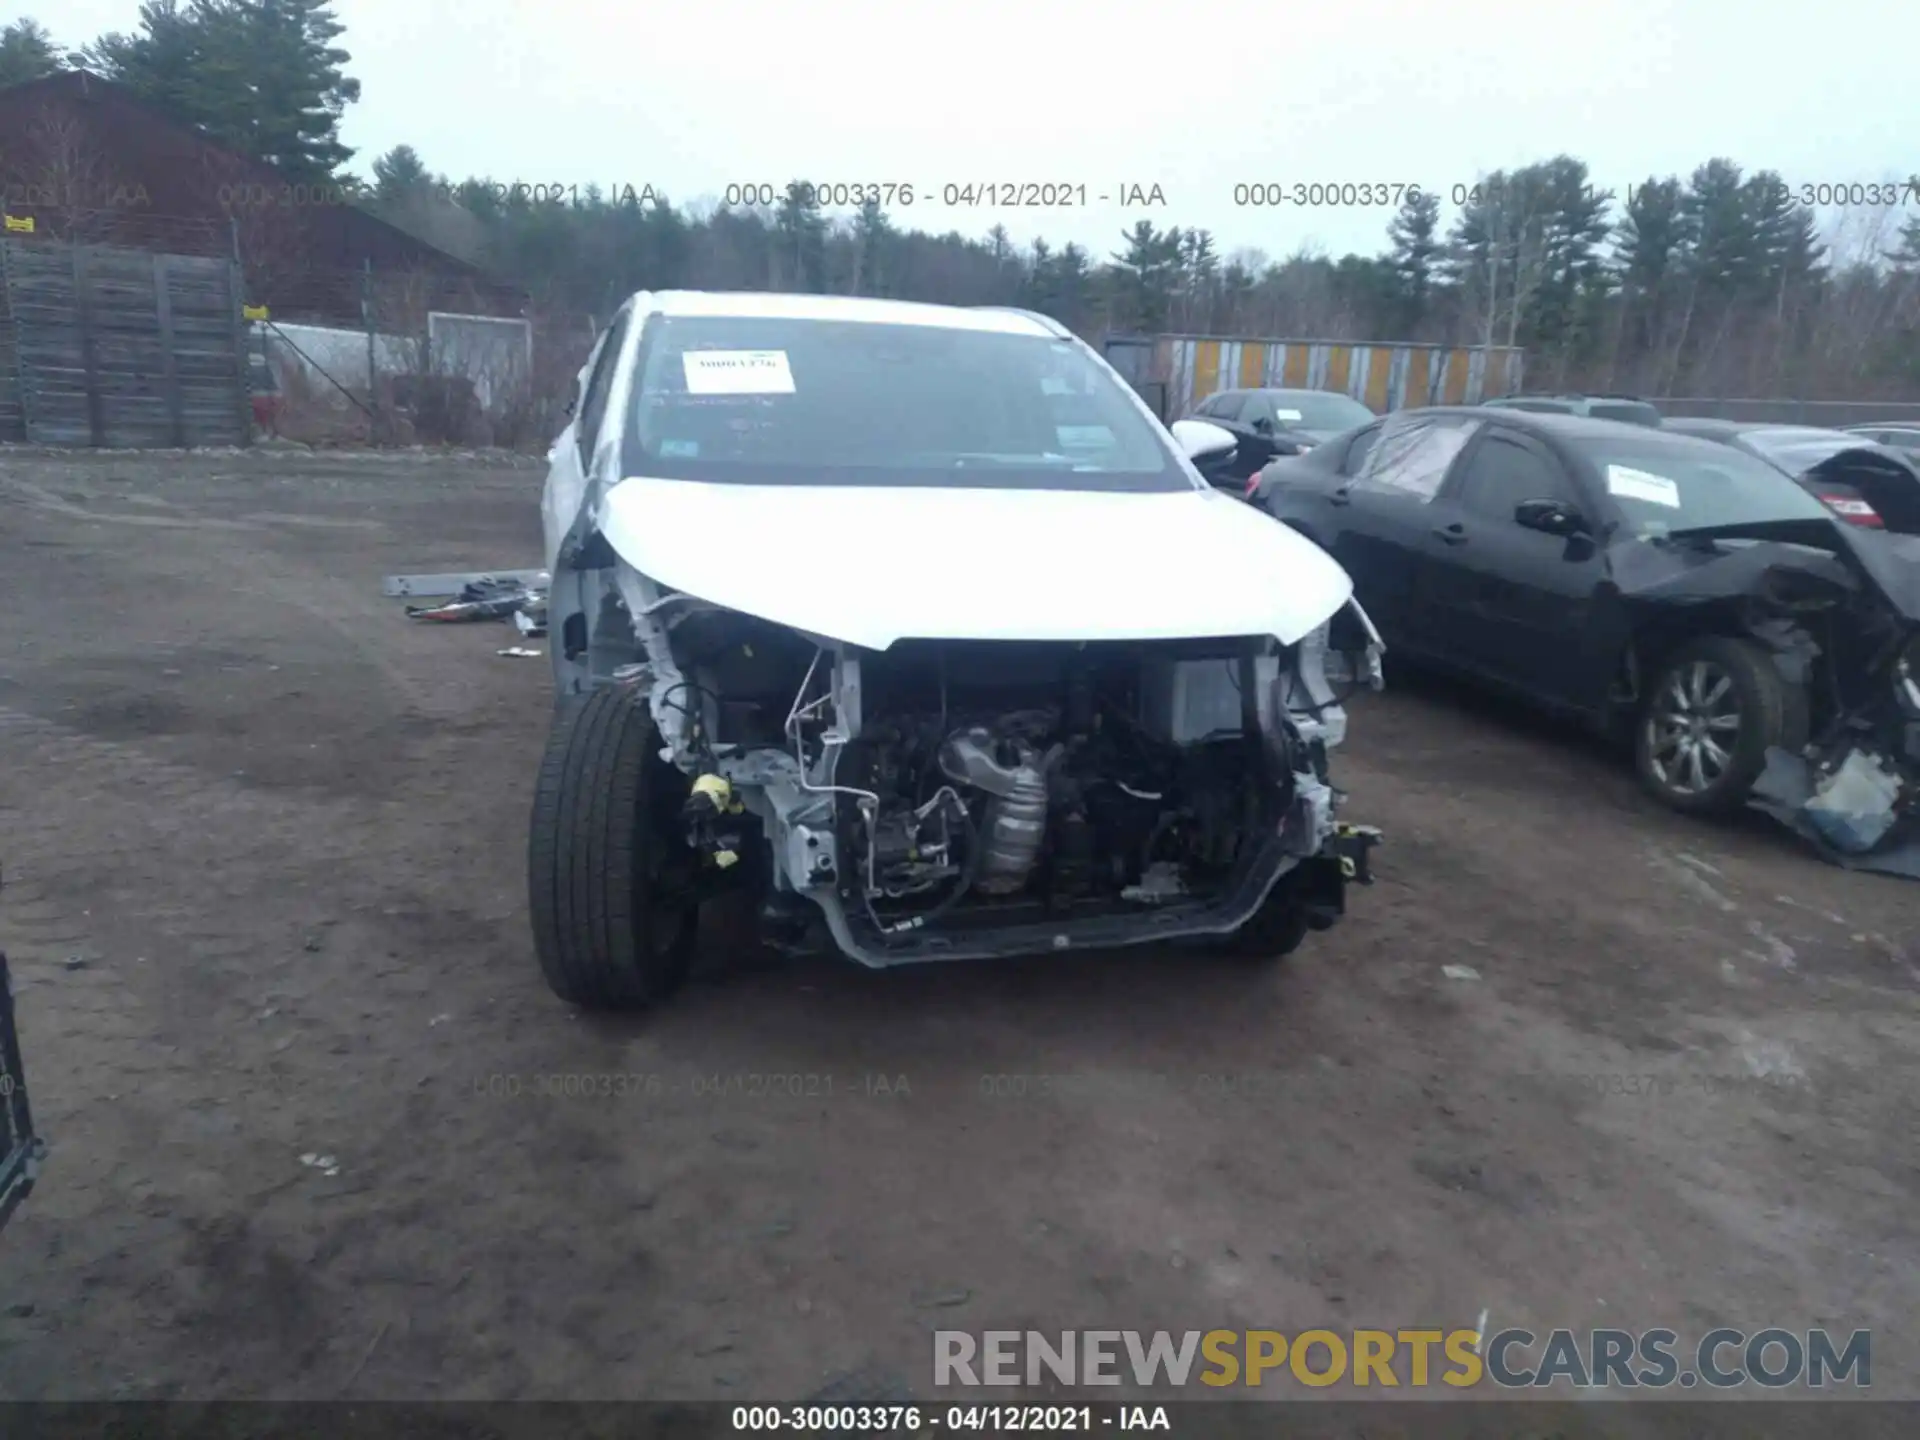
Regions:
[[836, 641, 1326, 934], [1615, 521, 1920, 875], [600, 570, 1384, 964]]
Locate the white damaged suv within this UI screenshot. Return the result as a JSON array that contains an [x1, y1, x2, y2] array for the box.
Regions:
[[532, 291, 1384, 1009]]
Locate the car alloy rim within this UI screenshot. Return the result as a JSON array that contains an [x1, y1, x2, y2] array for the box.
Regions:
[[1645, 660, 1742, 794]]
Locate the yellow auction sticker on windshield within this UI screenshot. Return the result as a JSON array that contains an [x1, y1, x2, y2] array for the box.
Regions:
[[682, 349, 795, 395], [1607, 464, 1681, 507]]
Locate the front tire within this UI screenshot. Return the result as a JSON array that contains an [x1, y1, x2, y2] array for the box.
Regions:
[[1634, 636, 1806, 816], [528, 687, 700, 1010]]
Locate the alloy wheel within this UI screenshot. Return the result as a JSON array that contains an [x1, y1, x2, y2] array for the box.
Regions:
[[1644, 660, 1743, 795]]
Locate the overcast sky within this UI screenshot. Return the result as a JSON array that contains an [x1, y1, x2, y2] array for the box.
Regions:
[[30, 0, 1920, 264]]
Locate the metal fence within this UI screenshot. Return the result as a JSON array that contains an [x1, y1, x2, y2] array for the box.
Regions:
[[0, 237, 249, 447], [249, 306, 554, 447], [1648, 397, 1920, 427]]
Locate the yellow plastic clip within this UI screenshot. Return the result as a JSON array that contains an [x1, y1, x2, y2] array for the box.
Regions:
[[691, 773, 732, 810], [714, 850, 739, 869]]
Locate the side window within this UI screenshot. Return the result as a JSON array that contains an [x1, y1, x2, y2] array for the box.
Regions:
[[1208, 392, 1246, 423], [575, 311, 631, 464], [1452, 433, 1577, 522], [1358, 417, 1481, 500], [1240, 395, 1275, 430], [1339, 421, 1385, 476]]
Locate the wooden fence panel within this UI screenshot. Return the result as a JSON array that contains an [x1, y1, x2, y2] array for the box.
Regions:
[[0, 238, 248, 448]]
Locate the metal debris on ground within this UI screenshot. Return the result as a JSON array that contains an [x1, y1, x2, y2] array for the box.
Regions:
[[404, 575, 547, 629], [1751, 747, 1920, 880], [1442, 964, 1481, 981], [497, 647, 544, 659], [382, 569, 549, 599]]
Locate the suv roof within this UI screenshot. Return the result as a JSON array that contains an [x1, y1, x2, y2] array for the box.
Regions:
[[1205, 386, 1343, 396], [1664, 419, 1866, 442], [635, 290, 1058, 337], [1416, 405, 1690, 441], [1484, 393, 1662, 425]]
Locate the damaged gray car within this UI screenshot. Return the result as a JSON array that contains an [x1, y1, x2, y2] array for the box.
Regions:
[[1254, 408, 1920, 871]]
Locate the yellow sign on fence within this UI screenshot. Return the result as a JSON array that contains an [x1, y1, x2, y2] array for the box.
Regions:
[[242, 304, 269, 321], [2, 214, 34, 233]]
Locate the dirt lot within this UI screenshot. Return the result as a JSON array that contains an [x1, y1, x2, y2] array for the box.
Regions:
[[0, 448, 1915, 1404]]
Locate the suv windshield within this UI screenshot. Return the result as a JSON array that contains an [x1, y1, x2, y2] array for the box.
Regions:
[[1565, 434, 1835, 535], [1268, 391, 1374, 430], [621, 315, 1185, 491]]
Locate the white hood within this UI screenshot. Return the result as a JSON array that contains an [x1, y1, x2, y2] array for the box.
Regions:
[[597, 476, 1352, 650]]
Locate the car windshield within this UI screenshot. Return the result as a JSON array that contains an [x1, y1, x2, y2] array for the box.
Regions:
[[621, 314, 1185, 491], [1565, 434, 1836, 535], [1738, 426, 1881, 475], [1269, 391, 1375, 430]]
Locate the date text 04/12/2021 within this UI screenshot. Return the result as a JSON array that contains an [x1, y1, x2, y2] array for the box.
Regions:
[[729, 1405, 1171, 1431]]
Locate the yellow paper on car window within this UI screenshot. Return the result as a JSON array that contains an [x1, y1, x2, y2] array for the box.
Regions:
[[1607, 464, 1680, 507]]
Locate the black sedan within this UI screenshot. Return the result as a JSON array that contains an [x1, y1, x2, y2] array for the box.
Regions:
[[1662, 419, 1920, 532], [1185, 387, 1377, 488], [1252, 407, 1920, 821]]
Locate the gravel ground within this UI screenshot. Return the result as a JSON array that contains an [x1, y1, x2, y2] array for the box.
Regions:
[[0, 448, 1914, 1409]]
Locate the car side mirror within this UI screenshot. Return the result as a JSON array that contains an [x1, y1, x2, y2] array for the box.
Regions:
[[1251, 416, 1274, 434], [1170, 418, 1238, 463], [1514, 498, 1585, 536]]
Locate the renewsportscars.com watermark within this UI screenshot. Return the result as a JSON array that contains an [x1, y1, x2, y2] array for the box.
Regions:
[[934, 1328, 1871, 1390]]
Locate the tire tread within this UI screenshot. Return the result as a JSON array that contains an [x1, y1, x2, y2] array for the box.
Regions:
[[529, 687, 694, 1009]]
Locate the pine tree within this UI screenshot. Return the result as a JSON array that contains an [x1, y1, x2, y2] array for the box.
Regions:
[[371, 144, 433, 202], [1386, 188, 1441, 333], [851, 198, 892, 296], [0, 18, 66, 86], [1111, 221, 1182, 331], [773, 182, 827, 291], [82, 0, 360, 179]]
